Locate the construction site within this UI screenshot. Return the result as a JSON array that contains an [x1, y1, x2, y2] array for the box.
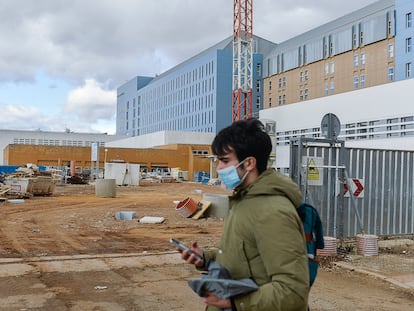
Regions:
[[1, 0, 414, 310], [0, 181, 413, 310]]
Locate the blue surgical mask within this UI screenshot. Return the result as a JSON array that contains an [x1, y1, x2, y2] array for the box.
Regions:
[[217, 159, 248, 190]]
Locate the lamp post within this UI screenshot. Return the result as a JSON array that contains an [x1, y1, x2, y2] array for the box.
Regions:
[[104, 148, 108, 178]]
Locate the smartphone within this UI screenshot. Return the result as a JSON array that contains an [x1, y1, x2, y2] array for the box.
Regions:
[[169, 238, 203, 260]]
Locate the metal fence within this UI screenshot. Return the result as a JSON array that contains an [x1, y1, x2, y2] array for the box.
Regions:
[[290, 138, 414, 238]]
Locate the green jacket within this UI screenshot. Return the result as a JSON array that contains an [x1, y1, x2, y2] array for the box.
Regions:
[[204, 169, 309, 311]]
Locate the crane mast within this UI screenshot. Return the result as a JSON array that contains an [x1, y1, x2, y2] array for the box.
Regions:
[[232, 0, 253, 122]]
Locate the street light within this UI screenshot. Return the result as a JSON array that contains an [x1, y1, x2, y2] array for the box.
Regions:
[[104, 148, 108, 178]]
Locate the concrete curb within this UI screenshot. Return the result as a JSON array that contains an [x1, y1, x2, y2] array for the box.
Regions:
[[335, 261, 414, 290], [0, 251, 179, 265]]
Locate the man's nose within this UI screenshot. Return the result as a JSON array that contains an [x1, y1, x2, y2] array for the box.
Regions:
[[216, 162, 225, 170]]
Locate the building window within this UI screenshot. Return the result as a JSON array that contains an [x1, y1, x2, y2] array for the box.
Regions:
[[353, 32, 357, 47], [401, 116, 414, 136], [388, 67, 394, 81], [360, 74, 366, 88], [269, 81, 272, 91], [330, 61, 335, 74], [388, 44, 394, 58], [387, 118, 399, 137], [330, 81, 335, 94], [353, 76, 359, 89], [353, 54, 359, 67], [407, 12, 412, 28], [304, 88, 308, 100], [323, 38, 328, 58], [268, 97, 272, 107], [388, 20, 393, 36], [256, 80, 260, 92], [406, 62, 412, 78], [299, 70, 309, 82], [360, 53, 366, 66], [256, 63, 262, 76], [406, 37, 412, 53], [360, 31, 364, 45], [346, 123, 356, 140], [324, 83, 329, 96], [324, 63, 329, 75]]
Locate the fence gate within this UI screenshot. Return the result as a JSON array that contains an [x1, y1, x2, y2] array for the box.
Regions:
[[290, 137, 414, 238]]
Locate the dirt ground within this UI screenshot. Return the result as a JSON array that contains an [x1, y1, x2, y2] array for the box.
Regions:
[[0, 181, 414, 310]]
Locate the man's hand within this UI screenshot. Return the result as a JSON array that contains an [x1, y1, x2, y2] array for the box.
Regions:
[[201, 292, 232, 309], [179, 241, 204, 267]]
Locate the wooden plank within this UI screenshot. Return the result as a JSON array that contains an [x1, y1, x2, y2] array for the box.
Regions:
[[192, 199, 211, 220], [0, 185, 12, 196]]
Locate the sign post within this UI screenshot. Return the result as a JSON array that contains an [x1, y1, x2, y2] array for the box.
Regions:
[[91, 142, 99, 180]]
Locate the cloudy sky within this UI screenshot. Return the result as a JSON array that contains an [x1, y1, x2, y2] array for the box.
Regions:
[[0, 0, 378, 135]]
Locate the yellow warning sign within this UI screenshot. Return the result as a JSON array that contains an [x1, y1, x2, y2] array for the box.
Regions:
[[307, 159, 320, 181], [302, 156, 324, 186]]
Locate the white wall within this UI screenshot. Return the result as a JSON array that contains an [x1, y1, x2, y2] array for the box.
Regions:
[[106, 131, 216, 148], [104, 163, 140, 186]]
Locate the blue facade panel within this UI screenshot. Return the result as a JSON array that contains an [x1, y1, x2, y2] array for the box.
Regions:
[[395, 0, 414, 81], [215, 50, 233, 132], [116, 76, 153, 136], [136, 48, 222, 135]]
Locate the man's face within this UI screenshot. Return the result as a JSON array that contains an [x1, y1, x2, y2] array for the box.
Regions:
[[215, 150, 239, 171]]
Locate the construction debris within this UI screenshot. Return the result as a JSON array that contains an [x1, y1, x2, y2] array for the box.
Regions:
[[139, 216, 165, 224], [1, 164, 58, 197]]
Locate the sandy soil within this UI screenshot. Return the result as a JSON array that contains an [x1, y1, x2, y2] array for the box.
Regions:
[[0, 181, 413, 310]]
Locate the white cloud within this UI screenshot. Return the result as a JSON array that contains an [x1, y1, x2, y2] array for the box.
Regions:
[[0, 104, 48, 130], [0, 0, 378, 84], [64, 79, 116, 121]]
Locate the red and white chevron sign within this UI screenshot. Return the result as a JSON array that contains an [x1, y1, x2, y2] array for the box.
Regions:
[[344, 178, 364, 198]]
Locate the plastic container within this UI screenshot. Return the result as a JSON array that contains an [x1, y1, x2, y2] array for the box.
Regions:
[[175, 197, 199, 218], [317, 236, 337, 256], [357, 234, 379, 256]]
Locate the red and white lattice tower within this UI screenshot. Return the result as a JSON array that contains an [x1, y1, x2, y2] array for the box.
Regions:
[[232, 0, 253, 121]]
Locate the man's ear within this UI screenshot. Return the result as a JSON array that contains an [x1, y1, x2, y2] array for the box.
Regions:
[[245, 156, 257, 171]]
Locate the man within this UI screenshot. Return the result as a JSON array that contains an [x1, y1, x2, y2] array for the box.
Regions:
[[180, 118, 309, 310]]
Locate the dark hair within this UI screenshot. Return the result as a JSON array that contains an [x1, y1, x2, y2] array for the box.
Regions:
[[212, 118, 272, 174]]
